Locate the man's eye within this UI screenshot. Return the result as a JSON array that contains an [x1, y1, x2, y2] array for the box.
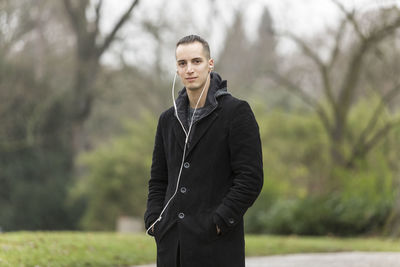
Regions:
[[179, 62, 186, 66], [194, 60, 201, 64]]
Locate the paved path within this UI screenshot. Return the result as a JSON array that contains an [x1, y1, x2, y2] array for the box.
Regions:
[[133, 252, 400, 267]]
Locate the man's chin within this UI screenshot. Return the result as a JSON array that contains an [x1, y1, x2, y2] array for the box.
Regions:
[[185, 85, 200, 91]]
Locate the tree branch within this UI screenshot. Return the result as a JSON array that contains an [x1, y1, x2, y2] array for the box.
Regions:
[[321, 66, 337, 115], [269, 70, 317, 107], [337, 15, 400, 125], [350, 83, 400, 161], [93, 0, 103, 38], [283, 32, 324, 67], [268, 70, 332, 133], [328, 18, 347, 69], [283, 32, 337, 115], [98, 0, 140, 56], [347, 118, 400, 167], [331, 0, 365, 40]]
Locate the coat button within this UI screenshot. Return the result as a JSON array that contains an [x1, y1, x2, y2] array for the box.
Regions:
[[228, 218, 235, 224], [178, 212, 185, 219], [183, 162, 190, 168], [180, 187, 187, 194]]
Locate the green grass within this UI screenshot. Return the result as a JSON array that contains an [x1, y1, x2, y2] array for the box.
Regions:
[[0, 232, 156, 267], [0, 232, 400, 266], [245, 235, 400, 256]]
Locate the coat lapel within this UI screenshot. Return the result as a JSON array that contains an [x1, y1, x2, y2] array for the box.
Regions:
[[172, 116, 186, 152], [186, 111, 219, 157]]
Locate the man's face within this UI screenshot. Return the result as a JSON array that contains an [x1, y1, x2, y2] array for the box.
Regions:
[[176, 41, 214, 92]]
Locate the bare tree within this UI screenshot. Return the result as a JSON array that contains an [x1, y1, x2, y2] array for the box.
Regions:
[[62, 0, 139, 151], [270, 2, 400, 168]]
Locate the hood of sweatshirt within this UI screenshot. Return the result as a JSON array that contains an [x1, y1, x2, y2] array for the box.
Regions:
[[174, 72, 230, 131]]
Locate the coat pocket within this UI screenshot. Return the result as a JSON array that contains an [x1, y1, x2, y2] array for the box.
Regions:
[[188, 211, 222, 242], [154, 217, 176, 244]]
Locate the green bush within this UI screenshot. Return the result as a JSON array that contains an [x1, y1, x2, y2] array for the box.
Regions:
[[69, 112, 157, 230], [245, 100, 400, 236], [247, 193, 392, 236]]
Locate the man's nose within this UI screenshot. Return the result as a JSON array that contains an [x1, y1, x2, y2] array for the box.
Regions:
[[186, 63, 194, 73]]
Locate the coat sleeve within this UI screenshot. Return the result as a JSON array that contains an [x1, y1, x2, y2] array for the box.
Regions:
[[144, 113, 168, 232], [214, 100, 263, 233]]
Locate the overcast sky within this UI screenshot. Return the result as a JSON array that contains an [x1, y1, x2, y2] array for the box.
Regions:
[[102, 0, 400, 70]]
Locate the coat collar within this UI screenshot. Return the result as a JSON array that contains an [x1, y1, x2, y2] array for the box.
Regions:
[[173, 72, 230, 155], [174, 72, 229, 131]]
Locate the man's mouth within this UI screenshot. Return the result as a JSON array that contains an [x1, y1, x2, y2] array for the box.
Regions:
[[186, 77, 197, 82]]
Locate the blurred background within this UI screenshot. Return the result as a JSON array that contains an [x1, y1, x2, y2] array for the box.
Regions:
[[1, 0, 400, 237]]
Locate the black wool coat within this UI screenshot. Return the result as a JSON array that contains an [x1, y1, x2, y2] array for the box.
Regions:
[[144, 72, 263, 267]]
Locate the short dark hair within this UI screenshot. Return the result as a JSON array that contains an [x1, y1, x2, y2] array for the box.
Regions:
[[176, 35, 211, 59]]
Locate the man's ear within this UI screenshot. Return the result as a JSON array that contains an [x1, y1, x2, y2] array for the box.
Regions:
[[208, 58, 214, 72]]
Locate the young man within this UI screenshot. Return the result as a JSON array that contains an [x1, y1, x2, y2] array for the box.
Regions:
[[144, 35, 263, 267]]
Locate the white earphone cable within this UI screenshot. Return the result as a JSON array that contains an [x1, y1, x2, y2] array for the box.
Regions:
[[146, 71, 210, 235]]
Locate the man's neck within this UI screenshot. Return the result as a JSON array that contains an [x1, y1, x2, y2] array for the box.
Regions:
[[187, 78, 210, 109]]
